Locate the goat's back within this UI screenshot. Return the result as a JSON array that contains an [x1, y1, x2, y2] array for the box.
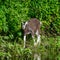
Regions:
[[27, 18, 40, 33]]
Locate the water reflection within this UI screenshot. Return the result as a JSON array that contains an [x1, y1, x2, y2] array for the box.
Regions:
[[34, 53, 41, 60]]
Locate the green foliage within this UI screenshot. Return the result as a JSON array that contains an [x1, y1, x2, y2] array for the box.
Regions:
[[0, 37, 32, 60], [0, 36, 59, 60], [0, 0, 60, 60], [0, 0, 60, 36]]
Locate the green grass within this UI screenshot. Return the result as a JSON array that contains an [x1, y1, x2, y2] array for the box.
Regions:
[[0, 36, 60, 60]]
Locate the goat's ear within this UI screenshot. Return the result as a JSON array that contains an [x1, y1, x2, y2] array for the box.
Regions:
[[21, 22, 25, 25]]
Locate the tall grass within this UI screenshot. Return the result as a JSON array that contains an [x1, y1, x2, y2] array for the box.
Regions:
[[0, 36, 59, 60]]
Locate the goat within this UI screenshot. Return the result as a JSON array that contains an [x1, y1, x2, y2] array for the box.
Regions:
[[22, 18, 42, 48]]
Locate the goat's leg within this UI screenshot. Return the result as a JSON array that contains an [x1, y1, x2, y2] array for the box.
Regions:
[[24, 35, 26, 48], [32, 35, 35, 45], [37, 35, 41, 45], [31, 32, 36, 46], [36, 30, 41, 46], [32, 35, 38, 46]]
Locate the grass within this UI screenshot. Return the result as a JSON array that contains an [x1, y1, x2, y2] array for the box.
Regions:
[[0, 35, 60, 60]]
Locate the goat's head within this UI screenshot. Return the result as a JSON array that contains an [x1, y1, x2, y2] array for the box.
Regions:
[[22, 21, 28, 30]]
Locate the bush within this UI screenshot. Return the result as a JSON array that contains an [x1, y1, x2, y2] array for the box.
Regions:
[[0, 0, 59, 37]]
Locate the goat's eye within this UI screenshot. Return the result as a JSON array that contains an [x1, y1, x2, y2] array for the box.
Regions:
[[22, 23, 24, 25]]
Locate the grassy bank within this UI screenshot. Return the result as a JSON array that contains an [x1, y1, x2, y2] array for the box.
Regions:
[[0, 36, 59, 60]]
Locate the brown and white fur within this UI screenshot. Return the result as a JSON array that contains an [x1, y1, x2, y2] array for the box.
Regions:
[[22, 18, 42, 48]]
